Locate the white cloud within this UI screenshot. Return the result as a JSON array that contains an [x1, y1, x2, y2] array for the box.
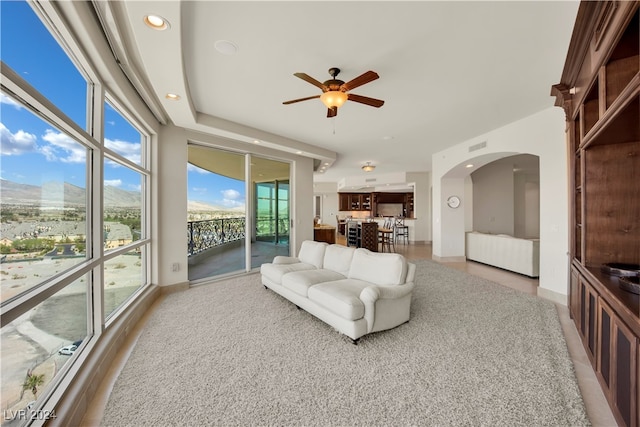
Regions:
[[0, 122, 37, 155], [219, 189, 244, 208], [0, 93, 23, 109], [192, 187, 208, 194], [40, 129, 87, 163], [105, 179, 122, 187], [105, 138, 141, 164], [221, 189, 241, 200]]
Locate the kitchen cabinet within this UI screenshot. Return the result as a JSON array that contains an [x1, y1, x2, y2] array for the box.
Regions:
[[338, 193, 371, 212]]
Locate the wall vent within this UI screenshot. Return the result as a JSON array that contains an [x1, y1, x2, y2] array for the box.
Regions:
[[469, 141, 487, 152], [365, 178, 377, 183]]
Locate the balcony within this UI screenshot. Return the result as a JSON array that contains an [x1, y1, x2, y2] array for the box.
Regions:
[[187, 217, 289, 281]]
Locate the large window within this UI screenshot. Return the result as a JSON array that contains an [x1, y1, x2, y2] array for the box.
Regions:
[[0, 1, 87, 129], [0, 91, 88, 302], [103, 100, 148, 319], [0, 1, 152, 423]]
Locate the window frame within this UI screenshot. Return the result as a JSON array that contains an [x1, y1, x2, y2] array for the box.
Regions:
[[0, 0, 155, 418]]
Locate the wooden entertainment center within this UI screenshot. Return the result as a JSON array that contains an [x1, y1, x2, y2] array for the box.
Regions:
[[551, 2, 639, 426]]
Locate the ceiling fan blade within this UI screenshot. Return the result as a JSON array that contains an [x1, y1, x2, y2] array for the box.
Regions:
[[341, 71, 379, 92], [348, 93, 385, 108], [327, 107, 338, 118], [282, 95, 321, 105], [294, 73, 327, 91]]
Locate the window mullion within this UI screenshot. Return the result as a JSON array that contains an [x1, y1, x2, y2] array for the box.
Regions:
[[91, 83, 106, 334]]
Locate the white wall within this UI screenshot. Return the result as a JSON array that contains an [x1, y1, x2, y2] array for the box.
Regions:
[[406, 172, 432, 243], [432, 107, 569, 302], [313, 182, 339, 226], [156, 124, 189, 288], [472, 161, 515, 235]]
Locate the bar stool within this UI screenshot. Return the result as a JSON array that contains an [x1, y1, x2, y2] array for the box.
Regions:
[[378, 218, 395, 252], [394, 217, 409, 244]]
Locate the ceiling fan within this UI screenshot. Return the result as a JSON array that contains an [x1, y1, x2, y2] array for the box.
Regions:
[[283, 67, 384, 118]]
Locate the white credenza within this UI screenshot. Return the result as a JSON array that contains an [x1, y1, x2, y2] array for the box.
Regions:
[[465, 232, 539, 277]]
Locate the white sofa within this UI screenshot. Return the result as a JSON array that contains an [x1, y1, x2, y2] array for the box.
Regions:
[[465, 231, 540, 277], [260, 240, 416, 344]]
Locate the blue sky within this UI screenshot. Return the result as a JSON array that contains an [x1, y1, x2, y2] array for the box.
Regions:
[[0, 0, 245, 209]]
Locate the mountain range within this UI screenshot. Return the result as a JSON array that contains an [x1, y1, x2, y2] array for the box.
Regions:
[[1, 179, 245, 212], [187, 199, 245, 212], [0, 179, 141, 207]]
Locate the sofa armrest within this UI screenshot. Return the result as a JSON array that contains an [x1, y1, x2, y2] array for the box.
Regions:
[[359, 282, 415, 332], [360, 282, 415, 303], [272, 256, 300, 265]]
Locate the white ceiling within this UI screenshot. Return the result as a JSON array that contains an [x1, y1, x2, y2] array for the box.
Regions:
[[105, 1, 579, 184]]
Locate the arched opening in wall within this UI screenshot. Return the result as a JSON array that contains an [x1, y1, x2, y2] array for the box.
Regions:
[[440, 152, 541, 278], [470, 154, 540, 238]]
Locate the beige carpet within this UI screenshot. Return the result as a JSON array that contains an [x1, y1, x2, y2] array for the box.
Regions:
[[102, 259, 589, 426]]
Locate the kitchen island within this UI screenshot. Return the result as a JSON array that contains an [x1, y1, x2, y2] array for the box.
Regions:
[[313, 224, 336, 244]]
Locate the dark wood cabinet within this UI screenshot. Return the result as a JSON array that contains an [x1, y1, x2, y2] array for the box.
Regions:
[[579, 278, 599, 365], [313, 227, 335, 244], [339, 193, 350, 211], [600, 296, 639, 427], [345, 221, 378, 251], [338, 193, 371, 212], [553, 3, 639, 426], [339, 192, 415, 217]]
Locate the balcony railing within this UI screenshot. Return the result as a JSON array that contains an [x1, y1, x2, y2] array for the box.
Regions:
[[187, 217, 246, 256], [187, 216, 289, 256]]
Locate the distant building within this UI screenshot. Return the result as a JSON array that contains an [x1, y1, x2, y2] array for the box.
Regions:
[[104, 222, 133, 249]]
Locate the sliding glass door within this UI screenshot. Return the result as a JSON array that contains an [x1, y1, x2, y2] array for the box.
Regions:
[[187, 145, 290, 281], [251, 157, 290, 269]]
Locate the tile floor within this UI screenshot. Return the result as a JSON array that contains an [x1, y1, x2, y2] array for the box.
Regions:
[[81, 240, 618, 426]]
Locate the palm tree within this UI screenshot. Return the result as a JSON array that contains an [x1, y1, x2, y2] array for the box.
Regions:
[[21, 370, 45, 400]]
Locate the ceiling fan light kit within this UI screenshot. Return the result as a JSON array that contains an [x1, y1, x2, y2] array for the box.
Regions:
[[362, 162, 375, 172], [320, 91, 348, 108], [283, 67, 384, 118]]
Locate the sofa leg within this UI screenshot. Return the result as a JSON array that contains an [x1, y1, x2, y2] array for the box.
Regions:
[[295, 305, 301, 310], [263, 285, 268, 289], [350, 338, 360, 345]]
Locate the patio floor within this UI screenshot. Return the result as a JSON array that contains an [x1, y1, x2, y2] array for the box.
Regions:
[[188, 240, 289, 282]]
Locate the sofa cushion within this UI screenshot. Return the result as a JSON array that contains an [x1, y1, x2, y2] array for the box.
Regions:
[[307, 279, 370, 321], [322, 244, 356, 275], [348, 249, 407, 286], [260, 262, 317, 286], [282, 269, 346, 297], [297, 240, 328, 269]]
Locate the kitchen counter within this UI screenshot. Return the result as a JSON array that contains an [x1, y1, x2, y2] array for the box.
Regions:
[[313, 224, 336, 244]]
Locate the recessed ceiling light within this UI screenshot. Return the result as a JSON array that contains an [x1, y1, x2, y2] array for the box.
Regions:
[[144, 15, 170, 31], [165, 93, 180, 100], [465, 164, 474, 168], [253, 140, 260, 144], [296, 151, 303, 155], [214, 40, 238, 55]]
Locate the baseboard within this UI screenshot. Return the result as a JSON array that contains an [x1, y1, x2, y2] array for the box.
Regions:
[[537, 286, 568, 306], [410, 240, 430, 245], [431, 254, 466, 263], [160, 281, 190, 294]]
